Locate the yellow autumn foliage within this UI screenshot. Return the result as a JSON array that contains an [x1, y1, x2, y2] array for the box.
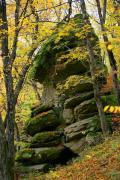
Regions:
[[104, 105, 120, 113]]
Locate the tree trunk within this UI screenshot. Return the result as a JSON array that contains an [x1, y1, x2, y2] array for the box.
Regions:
[[0, 0, 15, 179], [0, 114, 7, 180], [79, 0, 109, 136], [5, 108, 15, 180], [87, 40, 109, 136], [0, 0, 38, 179]]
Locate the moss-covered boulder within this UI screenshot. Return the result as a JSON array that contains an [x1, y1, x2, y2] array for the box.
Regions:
[[16, 146, 76, 165], [29, 131, 62, 148], [64, 91, 94, 109], [30, 14, 101, 84], [31, 104, 53, 118], [24, 110, 61, 136], [74, 98, 98, 121], [56, 75, 93, 96], [15, 149, 35, 163], [53, 58, 88, 82]]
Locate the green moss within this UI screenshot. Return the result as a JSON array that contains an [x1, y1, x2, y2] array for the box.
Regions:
[[31, 104, 53, 118], [30, 14, 101, 83], [24, 110, 61, 136], [16, 147, 65, 165], [54, 58, 88, 82], [64, 91, 94, 108], [36, 147, 64, 164], [102, 94, 116, 106], [30, 131, 62, 148], [56, 75, 93, 96], [15, 141, 31, 149], [16, 149, 35, 163]]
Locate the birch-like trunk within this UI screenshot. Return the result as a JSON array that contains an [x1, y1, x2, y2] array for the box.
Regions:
[[79, 0, 109, 136]]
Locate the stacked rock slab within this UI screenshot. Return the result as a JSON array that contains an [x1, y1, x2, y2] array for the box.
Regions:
[[16, 105, 76, 173], [16, 14, 105, 172]]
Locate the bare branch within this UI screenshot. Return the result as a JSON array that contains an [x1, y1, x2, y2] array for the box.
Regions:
[[19, 0, 30, 18], [14, 47, 37, 104], [24, 1, 71, 18], [103, 0, 107, 24], [10, 0, 30, 64], [10, 0, 20, 63]]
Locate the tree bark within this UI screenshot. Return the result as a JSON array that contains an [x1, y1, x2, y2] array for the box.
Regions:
[[103, 0, 107, 24], [0, 114, 7, 180], [0, 0, 39, 179], [0, 0, 15, 179], [79, 0, 109, 136]]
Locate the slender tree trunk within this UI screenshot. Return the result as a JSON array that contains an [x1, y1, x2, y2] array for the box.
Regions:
[[103, 0, 107, 24], [0, 0, 15, 179], [0, 114, 7, 180], [79, 0, 109, 136], [5, 109, 15, 180], [96, 0, 120, 105], [0, 0, 38, 179]]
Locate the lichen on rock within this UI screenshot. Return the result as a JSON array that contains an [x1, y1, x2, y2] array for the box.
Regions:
[[56, 75, 93, 96]]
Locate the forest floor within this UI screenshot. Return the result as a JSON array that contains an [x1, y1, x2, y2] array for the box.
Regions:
[[20, 129, 120, 180]]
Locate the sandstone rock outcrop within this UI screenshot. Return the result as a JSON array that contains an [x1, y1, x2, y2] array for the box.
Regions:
[[17, 14, 107, 172]]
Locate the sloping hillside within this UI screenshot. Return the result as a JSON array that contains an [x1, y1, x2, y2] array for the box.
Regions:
[[20, 130, 120, 179], [46, 130, 120, 180]]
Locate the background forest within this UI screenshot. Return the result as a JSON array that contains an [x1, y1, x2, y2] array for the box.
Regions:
[[0, 0, 120, 179]]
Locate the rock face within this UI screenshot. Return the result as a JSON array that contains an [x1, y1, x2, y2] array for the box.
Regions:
[[56, 75, 93, 96], [17, 14, 106, 172], [65, 137, 86, 154], [16, 105, 77, 172], [63, 109, 75, 125], [74, 98, 98, 121], [24, 110, 61, 136], [64, 91, 94, 109], [30, 131, 62, 147], [16, 146, 72, 165], [64, 116, 99, 142]]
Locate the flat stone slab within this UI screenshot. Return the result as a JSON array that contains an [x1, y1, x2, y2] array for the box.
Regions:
[[56, 75, 93, 96], [29, 131, 62, 148], [64, 91, 94, 109], [74, 98, 98, 121], [65, 137, 87, 155], [31, 104, 53, 118], [24, 110, 61, 136], [64, 116, 99, 142]]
